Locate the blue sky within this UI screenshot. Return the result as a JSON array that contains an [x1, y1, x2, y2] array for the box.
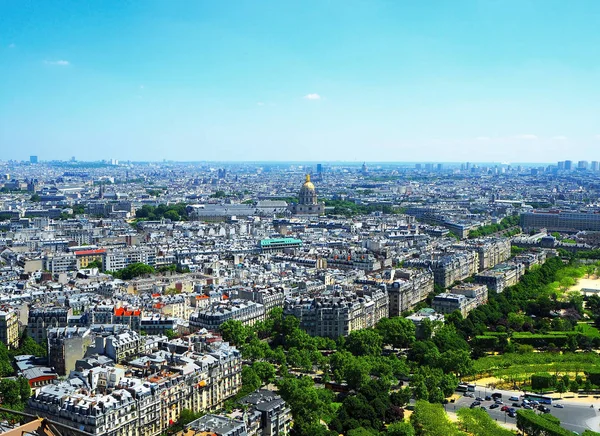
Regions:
[[1, 0, 600, 163]]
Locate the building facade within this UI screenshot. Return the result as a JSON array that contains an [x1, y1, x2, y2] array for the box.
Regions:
[[521, 210, 600, 232], [387, 269, 434, 317], [284, 288, 388, 338], [0, 308, 20, 349], [189, 300, 266, 331]]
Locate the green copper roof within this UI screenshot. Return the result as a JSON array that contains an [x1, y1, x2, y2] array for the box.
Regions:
[[260, 238, 303, 247]]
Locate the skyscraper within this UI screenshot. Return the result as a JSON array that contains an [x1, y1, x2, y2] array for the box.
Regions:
[[578, 160, 588, 170], [564, 160, 573, 171], [591, 161, 599, 172], [30, 155, 38, 164]]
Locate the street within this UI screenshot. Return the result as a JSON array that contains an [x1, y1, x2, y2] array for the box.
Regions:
[[450, 386, 598, 435]]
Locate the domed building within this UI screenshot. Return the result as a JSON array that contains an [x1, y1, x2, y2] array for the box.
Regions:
[[289, 174, 325, 215]]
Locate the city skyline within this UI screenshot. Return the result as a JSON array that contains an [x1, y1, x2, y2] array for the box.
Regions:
[[2, 1, 600, 161]]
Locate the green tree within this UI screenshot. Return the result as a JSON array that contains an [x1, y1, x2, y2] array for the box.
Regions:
[[0, 379, 21, 406], [0, 343, 15, 376], [376, 317, 416, 348], [169, 409, 204, 433], [390, 388, 412, 407], [252, 361, 276, 385], [110, 262, 155, 280], [346, 329, 383, 356], [347, 427, 380, 436], [163, 210, 180, 221], [18, 377, 30, 403], [410, 401, 465, 436], [432, 325, 469, 353], [14, 331, 47, 357], [437, 349, 474, 378], [407, 341, 440, 366], [569, 380, 580, 393], [277, 376, 335, 435], [555, 380, 566, 398], [387, 421, 415, 436], [87, 259, 103, 270], [240, 366, 262, 396], [219, 320, 249, 346]]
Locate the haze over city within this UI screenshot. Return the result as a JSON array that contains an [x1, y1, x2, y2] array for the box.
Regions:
[[2, 0, 600, 162]]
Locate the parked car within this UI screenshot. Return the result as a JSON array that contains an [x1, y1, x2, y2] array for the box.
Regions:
[[501, 406, 509, 412], [480, 406, 487, 411], [508, 411, 517, 418], [508, 408, 516, 414], [476, 397, 484, 401], [512, 402, 522, 408], [485, 395, 492, 401], [509, 396, 519, 401], [495, 400, 504, 405], [470, 401, 481, 408], [553, 404, 564, 408], [464, 393, 474, 398], [523, 404, 533, 410], [539, 406, 551, 413], [489, 404, 500, 409]]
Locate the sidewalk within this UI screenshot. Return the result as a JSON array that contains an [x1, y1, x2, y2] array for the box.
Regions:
[[586, 415, 600, 432]]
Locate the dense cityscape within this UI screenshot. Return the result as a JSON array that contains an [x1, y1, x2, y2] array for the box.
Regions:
[[0, 158, 599, 435]]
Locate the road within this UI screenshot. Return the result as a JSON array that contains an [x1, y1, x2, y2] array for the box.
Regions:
[[450, 386, 598, 435]]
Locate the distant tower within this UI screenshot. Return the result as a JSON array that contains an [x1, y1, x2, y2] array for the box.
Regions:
[[30, 155, 38, 164], [316, 164, 323, 180], [361, 162, 368, 175]]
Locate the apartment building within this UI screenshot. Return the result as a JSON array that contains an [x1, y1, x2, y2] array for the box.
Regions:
[[189, 300, 266, 331], [43, 252, 77, 274], [74, 249, 106, 269], [47, 327, 93, 375], [94, 330, 142, 363], [387, 269, 434, 317], [28, 341, 243, 436], [453, 238, 511, 271], [404, 251, 479, 288], [432, 283, 487, 317], [284, 288, 388, 338], [236, 287, 286, 313], [104, 247, 157, 271], [239, 389, 292, 436], [28, 307, 72, 345], [0, 308, 19, 349], [474, 262, 525, 293], [521, 210, 600, 232]]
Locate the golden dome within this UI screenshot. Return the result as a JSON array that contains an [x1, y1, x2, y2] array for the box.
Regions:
[[302, 174, 315, 191]]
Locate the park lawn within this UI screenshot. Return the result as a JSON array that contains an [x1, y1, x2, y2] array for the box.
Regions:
[[471, 352, 600, 387]]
